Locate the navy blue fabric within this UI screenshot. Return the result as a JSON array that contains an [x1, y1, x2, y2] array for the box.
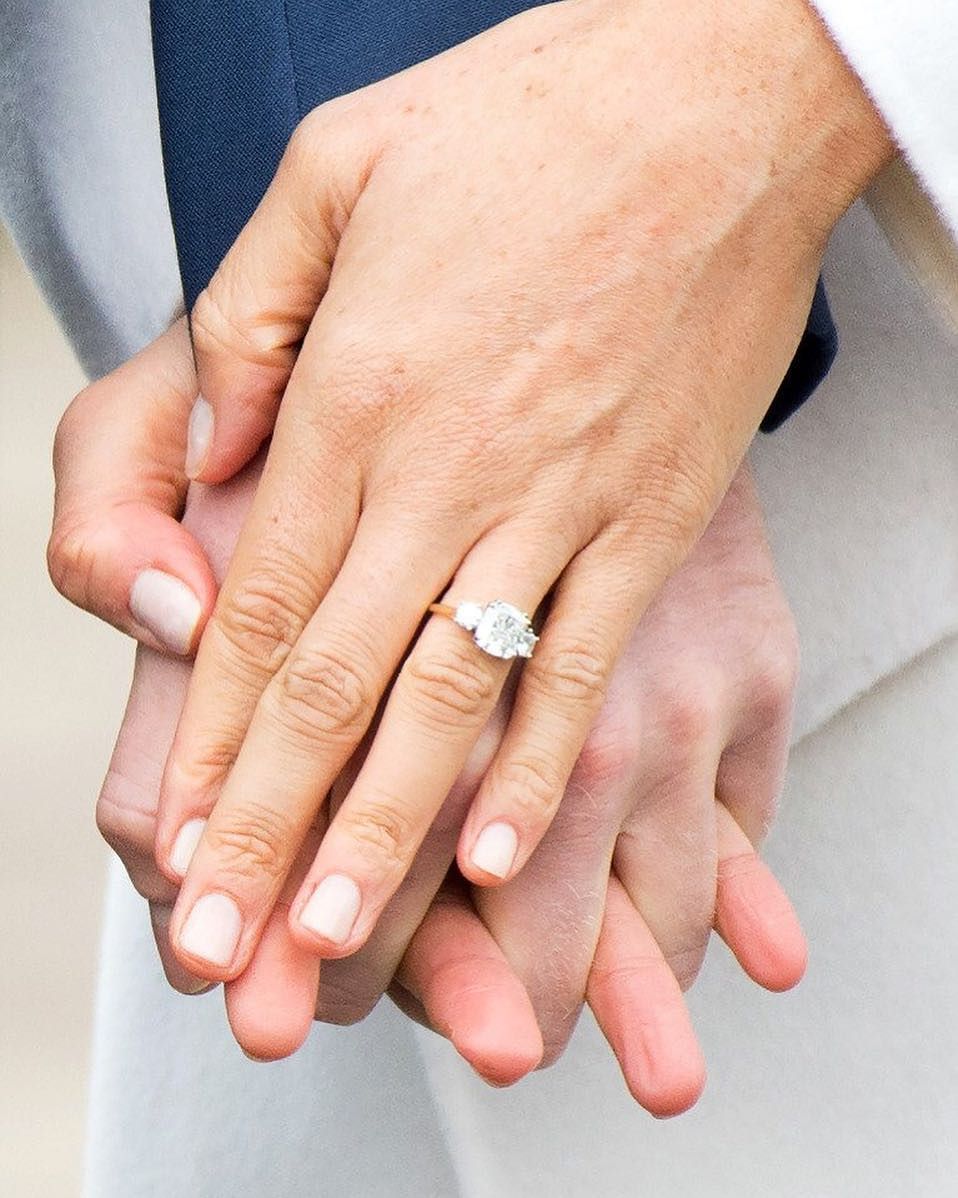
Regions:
[[150, 0, 836, 431]]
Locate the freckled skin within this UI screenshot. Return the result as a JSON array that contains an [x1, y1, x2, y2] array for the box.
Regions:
[[89, 345, 803, 1097], [153, 0, 887, 1005]]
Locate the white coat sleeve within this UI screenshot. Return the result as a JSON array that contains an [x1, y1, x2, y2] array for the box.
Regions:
[[808, 0, 958, 327]]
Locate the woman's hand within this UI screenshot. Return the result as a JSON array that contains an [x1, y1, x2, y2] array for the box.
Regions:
[[48, 322, 217, 655], [157, 0, 889, 980], [65, 325, 805, 1113]]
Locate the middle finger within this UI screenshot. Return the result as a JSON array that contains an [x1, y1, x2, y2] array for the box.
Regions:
[[163, 501, 469, 979]]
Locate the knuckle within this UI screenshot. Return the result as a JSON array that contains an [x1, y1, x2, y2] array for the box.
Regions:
[[337, 796, 416, 873], [303, 344, 418, 443], [525, 638, 610, 710], [277, 646, 371, 741], [95, 792, 141, 860], [46, 518, 91, 602], [283, 107, 369, 240], [284, 107, 331, 171], [575, 714, 642, 786], [401, 643, 498, 731], [616, 440, 719, 556], [164, 739, 237, 811], [212, 572, 309, 676], [493, 754, 562, 826], [51, 392, 84, 472], [658, 683, 719, 752], [205, 802, 294, 883], [95, 793, 175, 906], [190, 285, 273, 368], [590, 956, 664, 994], [751, 625, 800, 725]]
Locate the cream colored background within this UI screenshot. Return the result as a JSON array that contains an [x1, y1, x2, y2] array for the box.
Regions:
[[1, 227, 127, 1196]]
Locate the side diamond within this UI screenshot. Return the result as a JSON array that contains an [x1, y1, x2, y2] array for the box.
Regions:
[[453, 601, 484, 631]]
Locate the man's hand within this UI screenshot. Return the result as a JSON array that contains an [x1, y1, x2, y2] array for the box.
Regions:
[[156, 0, 891, 982]]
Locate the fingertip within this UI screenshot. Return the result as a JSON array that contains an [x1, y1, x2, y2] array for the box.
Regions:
[[619, 1007, 707, 1118], [458, 820, 520, 887], [149, 903, 219, 996], [643, 1065, 707, 1120], [291, 873, 366, 960], [715, 854, 808, 992], [225, 908, 320, 1061], [184, 396, 214, 480], [452, 1010, 544, 1088], [129, 567, 205, 656], [184, 393, 275, 486], [752, 926, 809, 993]]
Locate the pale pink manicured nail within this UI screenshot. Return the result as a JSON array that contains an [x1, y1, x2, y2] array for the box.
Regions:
[[130, 569, 202, 655], [178, 893, 242, 968], [185, 396, 213, 477], [470, 822, 518, 878], [299, 875, 361, 945], [169, 818, 207, 879]]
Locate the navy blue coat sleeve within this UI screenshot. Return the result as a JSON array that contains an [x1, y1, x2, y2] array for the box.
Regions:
[[150, 0, 837, 432]]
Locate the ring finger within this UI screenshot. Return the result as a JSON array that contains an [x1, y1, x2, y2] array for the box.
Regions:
[[169, 517, 575, 978], [287, 518, 579, 957]]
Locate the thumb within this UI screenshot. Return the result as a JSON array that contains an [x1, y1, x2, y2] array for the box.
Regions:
[[48, 319, 218, 654], [184, 99, 378, 484]]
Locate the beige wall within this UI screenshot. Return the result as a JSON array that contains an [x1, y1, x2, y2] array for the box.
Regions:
[[1, 228, 130, 1196]]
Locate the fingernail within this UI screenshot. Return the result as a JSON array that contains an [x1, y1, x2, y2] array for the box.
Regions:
[[130, 569, 202, 655], [169, 817, 207, 878], [299, 875, 361, 945], [178, 893, 242, 968], [185, 396, 213, 478], [470, 822, 518, 879]]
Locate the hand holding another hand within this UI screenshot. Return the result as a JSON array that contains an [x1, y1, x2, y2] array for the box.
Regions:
[[58, 322, 805, 1115], [151, 0, 888, 982]]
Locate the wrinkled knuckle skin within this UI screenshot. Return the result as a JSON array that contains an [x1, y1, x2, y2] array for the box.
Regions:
[[46, 519, 91, 605], [96, 790, 177, 906], [277, 647, 371, 741], [526, 640, 610, 710], [401, 644, 498, 731], [213, 578, 305, 676], [190, 286, 267, 368], [589, 957, 665, 996], [576, 716, 642, 787], [205, 803, 294, 885], [494, 755, 562, 826], [95, 799, 151, 887], [337, 798, 415, 874]]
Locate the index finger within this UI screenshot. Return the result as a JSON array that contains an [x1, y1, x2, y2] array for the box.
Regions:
[[186, 103, 378, 482]]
